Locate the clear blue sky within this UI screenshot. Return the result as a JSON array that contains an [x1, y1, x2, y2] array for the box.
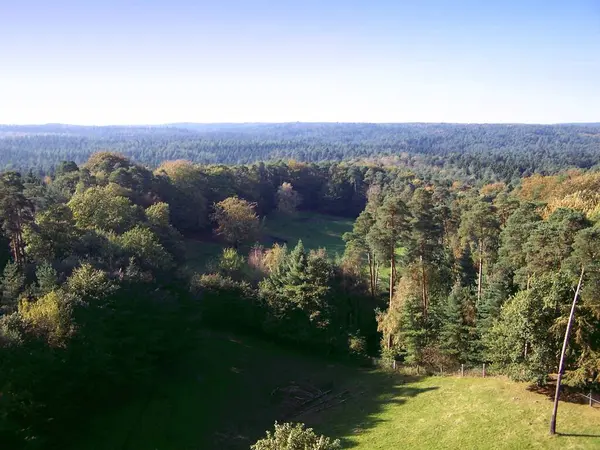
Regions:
[[1, 0, 599, 124]]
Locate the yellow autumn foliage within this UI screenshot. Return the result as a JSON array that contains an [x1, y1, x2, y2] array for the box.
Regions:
[[517, 171, 600, 218], [19, 291, 71, 346]]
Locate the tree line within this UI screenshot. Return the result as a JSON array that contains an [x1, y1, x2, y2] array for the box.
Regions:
[[0, 151, 599, 448]]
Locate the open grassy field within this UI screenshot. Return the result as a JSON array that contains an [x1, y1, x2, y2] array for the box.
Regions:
[[73, 333, 600, 450], [183, 212, 355, 272], [262, 211, 354, 257]]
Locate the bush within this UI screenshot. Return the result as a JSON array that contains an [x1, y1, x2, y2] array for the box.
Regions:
[[252, 422, 341, 450]]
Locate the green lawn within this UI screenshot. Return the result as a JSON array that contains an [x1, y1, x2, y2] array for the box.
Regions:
[[262, 212, 354, 257], [183, 212, 355, 272], [316, 376, 600, 450], [73, 333, 600, 450]]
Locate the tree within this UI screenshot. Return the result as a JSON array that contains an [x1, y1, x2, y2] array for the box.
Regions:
[[486, 273, 574, 384], [252, 422, 341, 450], [211, 196, 260, 247], [24, 204, 79, 262], [343, 209, 378, 298], [154, 160, 209, 231], [524, 208, 588, 280], [260, 242, 335, 347], [0, 172, 34, 265], [68, 185, 141, 233], [66, 263, 116, 302], [367, 195, 412, 307], [440, 283, 477, 364], [19, 290, 72, 346], [0, 262, 24, 313], [35, 262, 58, 296], [458, 199, 499, 305], [497, 202, 542, 289], [117, 226, 174, 271], [408, 188, 444, 318], [276, 182, 302, 215]]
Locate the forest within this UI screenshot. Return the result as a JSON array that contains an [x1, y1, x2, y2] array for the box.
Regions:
[[0, 140, 600, 448], [2, 123, 600, 184]]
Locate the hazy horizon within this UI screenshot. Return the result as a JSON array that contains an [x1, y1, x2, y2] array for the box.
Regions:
[[2, 0, 599, 125]]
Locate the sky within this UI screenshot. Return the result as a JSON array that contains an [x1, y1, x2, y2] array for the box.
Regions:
[[1, 0, 599, 125]]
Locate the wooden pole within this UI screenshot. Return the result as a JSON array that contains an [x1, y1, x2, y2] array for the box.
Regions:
[[461, 364, 464, 377], [482, 363, 486, 378], [550, 267, 585, 435]]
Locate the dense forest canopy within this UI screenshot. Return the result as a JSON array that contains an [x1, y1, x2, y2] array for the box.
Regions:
[[1, 123, 600, 183]]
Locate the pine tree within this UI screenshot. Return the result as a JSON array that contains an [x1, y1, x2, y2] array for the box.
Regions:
[[458, 199, 499, 305], [367, 195, 412, 307], [35, 262, 58, 296], [408, 188, 443, 319], [1, 261, 24, 312], [440, 283, 476, 364]]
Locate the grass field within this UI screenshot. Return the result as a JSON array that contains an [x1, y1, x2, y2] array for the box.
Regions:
[[262, 211, 354, 257], [183, 212, 355, 272], [73, 333, 600, 450]]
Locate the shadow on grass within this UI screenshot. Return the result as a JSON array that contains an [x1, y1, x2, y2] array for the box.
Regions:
[[527, 382, 599, 406], [558, 432, 600, 438], [72, 332, 437, 450], [183, 333, 438, 450], [297, 372, 438, 448]]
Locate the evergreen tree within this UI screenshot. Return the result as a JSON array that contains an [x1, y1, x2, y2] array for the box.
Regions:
[[408, 188, 444, 318], [35, 262, 58, 296], [0, 262, 24, 313], [367, 195, 412, 306], [458, 199, 499, 305], [440, 283, 476, 364]]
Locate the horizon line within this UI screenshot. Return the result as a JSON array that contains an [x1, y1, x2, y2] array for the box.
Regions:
[[1, 121, 599, 127]]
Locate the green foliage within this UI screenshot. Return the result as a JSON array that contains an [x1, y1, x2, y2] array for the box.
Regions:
[[68, 185, 141, 233], [214, 247, 246, 279], [486, 273, 574, 384], [24, 203, 79, 262], [66, 263, 116, 302], [117, 226, 174, 271], [35, 262, 59, 296], [0, 262, 24, 312], [524, 207, 588, 278], [145, 202, 171, 228], [252, 422, 341, 450], [440, 284, 477, 365], [212, 196, 260, 247]]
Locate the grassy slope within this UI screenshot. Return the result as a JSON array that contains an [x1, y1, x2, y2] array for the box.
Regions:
[[74, 333, 600, 450], [316, 376, 600, 450]]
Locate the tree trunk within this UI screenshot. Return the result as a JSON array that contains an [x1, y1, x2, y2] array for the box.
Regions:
[[389, 256, 395, 307], [477, 243, 484, 306], [367, 251, 375, 298], [420, 254, 428, 319], [550, 267, 585, 435]]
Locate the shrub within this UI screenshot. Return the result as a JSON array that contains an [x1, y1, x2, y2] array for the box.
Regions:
[[252, 422, 341, 450]]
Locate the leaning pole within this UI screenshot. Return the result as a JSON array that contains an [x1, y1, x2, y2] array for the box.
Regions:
[[549, 267, 585, 435]]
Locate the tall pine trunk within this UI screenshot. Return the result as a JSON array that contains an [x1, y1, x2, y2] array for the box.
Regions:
[[389, 256, 395, 307], [420, 253, 427, 319], [477, 240, 484, 306]]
